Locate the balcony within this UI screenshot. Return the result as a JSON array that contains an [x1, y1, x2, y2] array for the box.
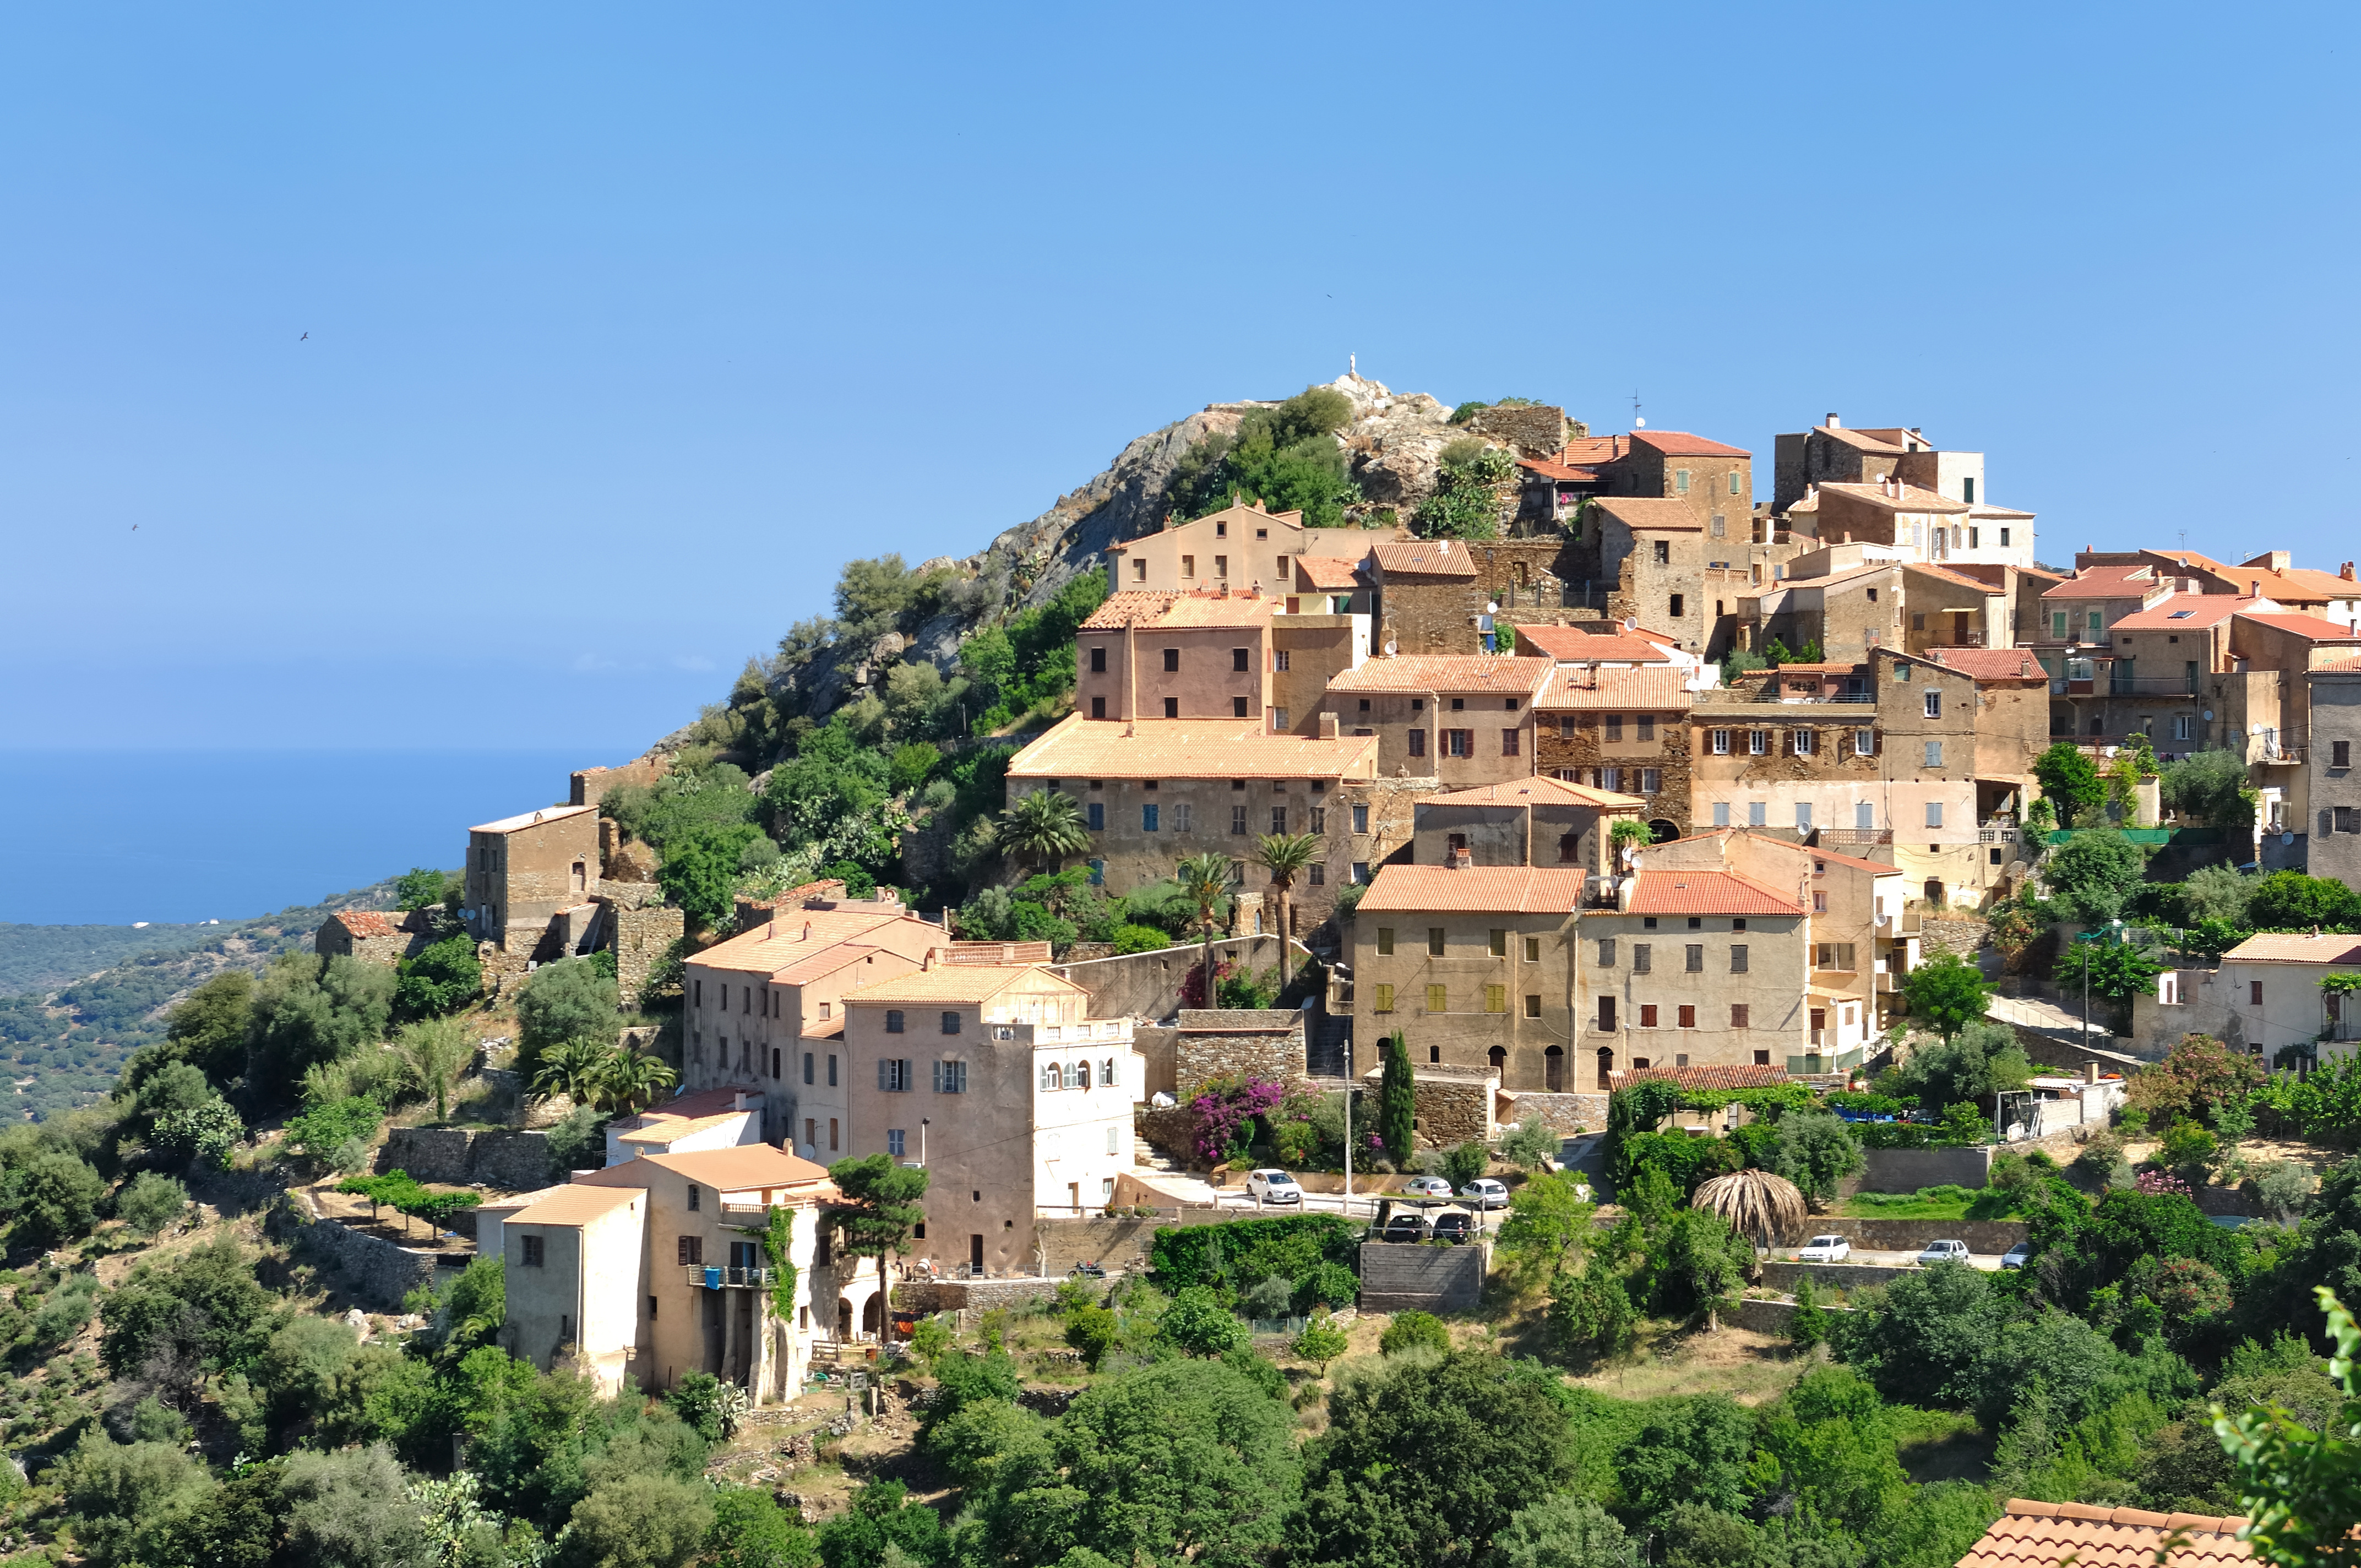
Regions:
[[2257, 729, 2304, 765], [1875, 907, 1922, 937], [684, 1266, 775, 1289]]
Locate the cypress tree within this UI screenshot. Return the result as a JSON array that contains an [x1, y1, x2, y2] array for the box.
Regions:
[[1379, 1030, 1416, 1167]]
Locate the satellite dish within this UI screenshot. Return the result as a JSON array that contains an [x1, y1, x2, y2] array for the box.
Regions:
[[1634, 417, 1647, 428], [2282, 832, 2295, 846]]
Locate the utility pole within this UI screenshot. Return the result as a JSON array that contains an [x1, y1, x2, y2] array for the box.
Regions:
[[1341, 1036, 1355, 1213]]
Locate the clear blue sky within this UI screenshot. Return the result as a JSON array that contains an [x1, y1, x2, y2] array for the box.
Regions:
[[6, 3, 2356, 760]]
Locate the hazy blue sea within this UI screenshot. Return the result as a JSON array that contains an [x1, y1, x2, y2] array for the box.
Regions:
[[0, 749, 590, 925]]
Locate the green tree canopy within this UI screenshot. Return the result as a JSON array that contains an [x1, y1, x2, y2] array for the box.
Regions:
[[2161, 749, 2256, 836], [1889, 1020, 2031, 1112], [1897, 951, 1992, 1039], [2248, 870, 2361, 933], [514, 956, 622, 1071], [1167, 387, 1359, 527], [1770, 1110, 1867, 1207], [2034, 742, 2105, 828], [2042, 828, 2150, 923], [998, 788, 1091, 874]]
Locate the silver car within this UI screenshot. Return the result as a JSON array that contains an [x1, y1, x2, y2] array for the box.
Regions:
[[1918, 1239, 1972, 1266], [2000, 1240, 2034, 1270], [1458, 1178, 1509, 1210], [1244, 1169, 1302, 1205], [1402, 1175, 1455, 1200]]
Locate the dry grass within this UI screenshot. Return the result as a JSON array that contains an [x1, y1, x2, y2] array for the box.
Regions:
[[1564, 1322, 1803, 1407]]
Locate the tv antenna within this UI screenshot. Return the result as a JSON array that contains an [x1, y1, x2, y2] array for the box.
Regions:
[[1631, 390, 1645, 429]]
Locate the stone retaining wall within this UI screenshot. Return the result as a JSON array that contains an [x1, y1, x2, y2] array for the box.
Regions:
[[1731, 1296, 1858, 1335], [1051, 937, 1286, 1025], [1839, 1145, 1994, 1195], [269, 1193, 463, 1310], [1816, 1218, 2028, 1254], [1405, 1070, 1496, 1147], [900, 1276, 1065, 1313], [1358, 1241, 1484, 1311], [1175, 1010, 1309, 1102], [1501, 1092, 1607, 1136], [378, 1126, 556, 1191], [1761, 1260, 1915, 1293]]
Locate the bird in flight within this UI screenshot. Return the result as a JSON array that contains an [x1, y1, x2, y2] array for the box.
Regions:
[[300, 331, 309, 340]]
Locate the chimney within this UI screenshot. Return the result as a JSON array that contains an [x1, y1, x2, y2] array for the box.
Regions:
[[733, 1090, 748, 1112], [2345, 562, 2357, 581], [802, 922, 812, 941], [1439, 540, 1451, 554], [1825, 413, 1841, 428], [1449, 847, 1470, 870], [1319, 712, 1340, 739], [2251, 580, 2261, 597], [2085, 1060, 2099, 1086]]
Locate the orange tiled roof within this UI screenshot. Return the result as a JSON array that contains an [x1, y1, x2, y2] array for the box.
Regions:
[[1907, 562, 2010, 594], [1419, 776, 1644, 810], [1625, 869, 1803, 916], [1514, 622, 1677, 663], [2113, 595, 2262, 630], [1618, 1063, 1792, 1091], [691, 908, 938, 983], [2223, 933, 2361, 965], [1588, 496, 1702, 530], [1921, 647, 2048, 682], [2155, 548, 2361, 604], [1356, 865, 1592, 915], [1538, 666, 1697, 711], [2041, 565, 2158, 600], [1292, 556, 1366, 590], [1954, 1500, 2252, 1568], [1815, 481, 1971, 514], [1325, 655, 1555, 695], [330, 909, 401, 939], [844, 963, 1083, 1005], [576, 1141, 834, 1198], [1370, 540, 1478, 578], [1516, 455, 1602, 483], [1007, 715, 1379, 781], [1080, 590, 1281, 630], [1630, 429, 1750, 458], [507, 1183, 642, 1227], [2234, 610, 2361, 642]]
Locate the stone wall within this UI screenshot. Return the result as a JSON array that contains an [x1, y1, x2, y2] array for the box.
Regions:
[[1033, 1210, 1229, 1273], [1813, 1217, 2028, 1254], [1731, 1296, 1857, 1335], [1499, 1091, 1608, 1137], [378, 1126, 556, 1191], [269, 1192, 458, 1310], [1174, 1010, 1309, 1101], [1761, 1260, 1916, 1293], [1838, 1145, 1994, 1195], [1463, 404, 1570, 459], [572, 754, 673, 808], [1536, 707, 1693, 838], [1358, 1241, 1484, 1311], [611, 901, 685, 1004], [1050, 936, 1286, 1025], [1135, 1105, 1200, 1162], [900, 1276, 1065, 1313], [1388, 1067, 1496, 1147]]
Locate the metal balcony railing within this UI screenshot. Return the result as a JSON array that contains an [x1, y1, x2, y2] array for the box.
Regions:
[[686, 1266, 775, 1289]]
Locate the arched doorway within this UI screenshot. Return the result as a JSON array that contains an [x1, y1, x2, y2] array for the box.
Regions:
[[835, 1297, 852, 1338], [862, 1296, 882, 1337], [1487, 1045, 1506, 1079], [1544, 1045, 1564, 1091], [1595, 1047, 1614, 1089], [1649, 819, 1679, 843]]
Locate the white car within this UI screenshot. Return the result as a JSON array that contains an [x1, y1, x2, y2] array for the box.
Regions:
[[1402, 1175, 1455, 1200], [1459, 1178, 1510, 1210], [1244, 1169, 1302, 1205], [1918, 1239, 1972, 1266], [1796, 1234, 1851, 1264]]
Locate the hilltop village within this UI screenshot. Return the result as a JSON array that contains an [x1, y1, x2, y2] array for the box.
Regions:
[[7, 380, 2360, 1566]]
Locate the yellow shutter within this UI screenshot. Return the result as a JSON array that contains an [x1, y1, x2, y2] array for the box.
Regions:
[[1372, 984, 1394, 1014], [1485, 984, 1506, 1013], [1426, 984, 1447, 1014]]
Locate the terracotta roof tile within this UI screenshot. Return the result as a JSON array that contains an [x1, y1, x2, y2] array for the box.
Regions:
[[844, 963, 1085, 1005], [1356, 865, 1593, 915], [1807, 424, 1909, 455], [1080, 590, 1281, 630], [1513, 622, 1677, 663], [1922, 647, 2048, 682], [1325, 656, 1557, 695], [1907, 562, 2010, 594], [1625, 869, 1804, 916], [1537, 666, 1698, 711], [1588, 496, 1702, 530], [1515, 456, 1603, 483], [1420, 776, 1645, 810], [579, 1142, 835, 1197], [1954, 1499, 2253, 1568], [1618, 1063, 1792, 1091], [1630, 429, 1751, 458], [507, 1183, 643, 1227], [1815, 481, 1971, 514], [1292, 556, 1366, 590], [2041, 565, 2159, 600], [330, 910, 400, 939], [691, 908, 939, 983], [1006, 715, 1379, 781], [2234, 610, 2361, 641], [2113, 595, 2262, 630], [2223, 933, 2361, 964], [1370, 540, 1478, 578]]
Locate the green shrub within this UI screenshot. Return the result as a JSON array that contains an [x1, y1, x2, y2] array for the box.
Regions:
[[1158, 1286, 1247, 1357], [393, 934, 481, 1020], [1294, 1261, 1359, 1314], [1147, 1213, 1358, 1291], [1378, 1309, 1450, 1356], [1111, 923, 1169, 954], [114, 1174, 188, 1238]]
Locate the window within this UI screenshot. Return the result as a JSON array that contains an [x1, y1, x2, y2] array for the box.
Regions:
[[1796, 802, 1813, 829], [1653, 539, 1671, 565], [1524, 935, 1541, 962], [1133, 558, 1147, 581], [1731, 1004, 1750, 1027], [1850, 728, 1873, 758], [521, 1235, 544, 1267], [1232, 696, 1249, 717], [1089, 858, 1105, 885], [1162, 647, 1179, 672], [1214, 554, 1227, 578], [933, 1060, 968, 1093], [1426, 983, 1448, 1013], [1925, 801, 1945, 829], [1065, 1060, 1086, 1088], [2342, 807, 2359, 834], [1793, 728, 1815, 756], [1813, 890, 1827, 913], [940, 1011, 961, 1035], [1710, 514, 1724, 538], [1040, 1063, 1062, 1091], [1351, 861, 1369, 883], [1923, 689, 1943, 718], [1352, 803, 1369, 833], [1408, 728, 1427, 758], [1924, 741, 1943, 767], [1749, 801, 1767, 827], [1640, 1004, 1659, 1027], [1674, 469, 1691, 494], [1669, 594, 1685, 620], [1264, 805, 1284, 834], [677, 1236, 703, 1266], [1485, 985, 1506, 1013], [1749, 728, 1769, 755], [879, 1058, 912, 1091], [1444, 729, 1473, 757], [2339, 741, 2353, 769], [1162, 697, 1179, 718], [1525, 994, 1542, 1018], [1142, 803, 1160, 832], [1677, 943, 1699, 973], [1274, 650, 1290, 672], [1598, 939, 1617, 966], [1231, 804, 1247, 835], [1711, 802, 1730, 827], [1856, 801, 1874, 829], [1711, 728, 1730, 755], [1633, 943, 1652, 973], [1232, 647, 1249, 672], [888, 1129, 906, 1158], [885, 1009, 905, 1034], [1089, 645, 1106, 673], [1428, 928, 1446, 956], [1373, 983, 1395, 1012], [828, 1054, 838, 1086], [1377, 927, 1395, 955], [802, 1052, 814, 1085], [1084, 801, 1105, 832], [2251, 981, 2264, 1005], [829, 1118, 839, 1150], [1604, 714, 1624, 744], [1678, 1004, 1696, 1028], [1637, 714, 1655, 742]]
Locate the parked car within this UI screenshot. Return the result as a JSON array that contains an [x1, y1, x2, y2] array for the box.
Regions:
[[1379, 1212, 1428, 1243], [1402, 1175, 1455, 1200], [1918, 1239, 1972, 1266], [1459, 1178, 1509, 1210], [1796, 1234, 1852, 1264], [1430, 1211, 1476, 1244], [2000, 1240, 2034, 1270], [1244, 1169, 1302, 1205]]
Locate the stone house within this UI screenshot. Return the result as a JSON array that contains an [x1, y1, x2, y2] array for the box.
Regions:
[[1321, 654, 1553, 787], [315, 908, 434, 966], [839, 961, 1144, 1275], [1511, 619, 1689, 674], [1172, 1009, 1310, 1101], [1532, 666, 1696, 838], [2216, 932, 2361, 1064], [1774, 418, 2033, 565], [1902, 562, 2021, 654], [1366, 537, 1479, 655], [485, 1144, 838, 1403], [1286, 554, 1373, 617], [1740, 560, 1906, 666], [1105, 501, 1397, 596], [1588, 430, 1753, 537], [464, 803, 601, 957], [1808, 480, 1990, 566], [2307, 659, 2361, 882], [680, 896, 951, 1157], [2034, 564, 2177, 648], [1407, 775, 1641, 877], [1074, 589, 1282, 725], [1772, 416, 1918, 513], [1580, 496, 1726, 657], [1001, 714, 1380, 927], [1269, 613, 1369, 735], [2123, 547, 2361, 633]]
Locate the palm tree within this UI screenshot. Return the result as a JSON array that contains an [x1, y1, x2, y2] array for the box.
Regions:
[[1691, 1168, 1807, 1251], [1176, 851, 1234, 1010], [597, 1049, 680, 1115], [1250, 832, 1321, 989], [531, 1036, 609, 1108], [997, 788, 1091, 874], [394, 1016, 474, 1124]]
